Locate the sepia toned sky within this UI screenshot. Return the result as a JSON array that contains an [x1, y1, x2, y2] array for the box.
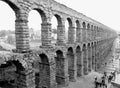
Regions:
[[0, 0, 120, 32]]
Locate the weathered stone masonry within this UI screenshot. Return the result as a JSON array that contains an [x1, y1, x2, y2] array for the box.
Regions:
[[0, 0, 117, 88]]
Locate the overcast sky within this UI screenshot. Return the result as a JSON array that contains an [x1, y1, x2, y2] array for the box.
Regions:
[[0, 0, 120, 32], [55, 0, 120, 32]]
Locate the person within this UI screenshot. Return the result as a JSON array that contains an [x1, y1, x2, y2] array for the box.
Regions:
[[101, 75, 107, 88], [98, 77, 102, 87], [94, 76, 98, 88], [108, 74, 113, 83], [112, 70, 116, 80], [104, 72, 107, 77], [105, 63, 107, 66]]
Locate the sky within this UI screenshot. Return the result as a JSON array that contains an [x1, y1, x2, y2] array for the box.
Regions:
[[55, 0, 120, 32], [0, 0, 120, 32]]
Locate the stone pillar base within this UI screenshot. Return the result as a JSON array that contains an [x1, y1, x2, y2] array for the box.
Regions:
[[68, 69, 76, 82], [56, 75, 69, 87], [77, 65, 82, 77]]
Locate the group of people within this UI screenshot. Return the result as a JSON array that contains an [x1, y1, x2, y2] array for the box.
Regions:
[[94, 71, 116, 88]]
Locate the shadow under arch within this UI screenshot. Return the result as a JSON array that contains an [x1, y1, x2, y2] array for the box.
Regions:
[[54, 14, 62, 26], [82, 22, 87, 42], [94, 42, 97, 71], [91, 42, 95, 70], [87, 43, 92, 72], [55, 50, 65, 85], [76, 20, 81, 42], [67, 47, 75, 81], [76, 45, 82, 77], [38, 53, 51, 88], [87, 23, 91, 41], [0, 60, 25, 88], [67, 18, 73, 27], [82, 44, 88, 75]]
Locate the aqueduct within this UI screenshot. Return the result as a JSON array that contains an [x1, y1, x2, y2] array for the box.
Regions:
[[0, 0, 117, 88]]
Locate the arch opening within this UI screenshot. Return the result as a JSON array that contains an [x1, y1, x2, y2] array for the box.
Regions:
[[76, 20, 81, 42], [76, 20, 80, 28], [82, 22, 86, 42], [39, 54, 50, 88], [65, 18, 73, 43], [28, 9, 47, 49], [92, 43, 95, 70], [82, 44, 88, 75], [0, 1, 16, 51], [51, 14, 62, 45], [0, 60, 25, 88], [82, 22, 86, 28], [87, 24, 90, 41], [67, 47, 75, 81], [94, 42, 97, 71], [76, 46, 82, 77], [55, 50, 65, 85], [87, 43, 91, 72]]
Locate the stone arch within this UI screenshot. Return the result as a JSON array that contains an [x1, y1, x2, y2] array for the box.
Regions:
[[32, 50, 56, 88], [82, 22, 86, 28], [51, 14, 64, 45], [32, 8, 47, 23], [82, 43, 88, 75], [94, 26, 97, 39], [67, 18, 73, 27], [0, 59, 25, 71], [65, 17, 75, 43], [96, 41, 100, 70], [39, 53, 51, 88], [55, 50, 65, 85], [76, 45, 82, 77], [28, 8, 50, 47], [87, 23, 91, 41], [87, 43, 92, 72], [67, 47, 75, 81], [94, 42, 97, 71], [76, 20, 81, 42], [91, 42, 94, 70], [96, 26, 99, 37], [28, 8, 47, 27], [91, 25, 94, 40], [1, 0, 19, 12], [82, 22, 87, 42], [76, 20, 80, 28], [0, 58, 31, 88], [28, 9, 44, 48], [87, 23, 90, 28], [91, 41, 96, 70], [54, 14, 62, 25]]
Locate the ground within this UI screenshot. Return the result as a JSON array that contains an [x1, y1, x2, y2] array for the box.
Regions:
[[61, 39, 120, 88], [61, 71, 102, 88]]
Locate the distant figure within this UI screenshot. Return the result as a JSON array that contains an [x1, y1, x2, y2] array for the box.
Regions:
[[104, 72, 107, 78], [112, 70, 116, 80], [108, 74, 113, 83], [94, 76, 98, 88], [101, 76, 107, 88], [105, 63, 107, 66]]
